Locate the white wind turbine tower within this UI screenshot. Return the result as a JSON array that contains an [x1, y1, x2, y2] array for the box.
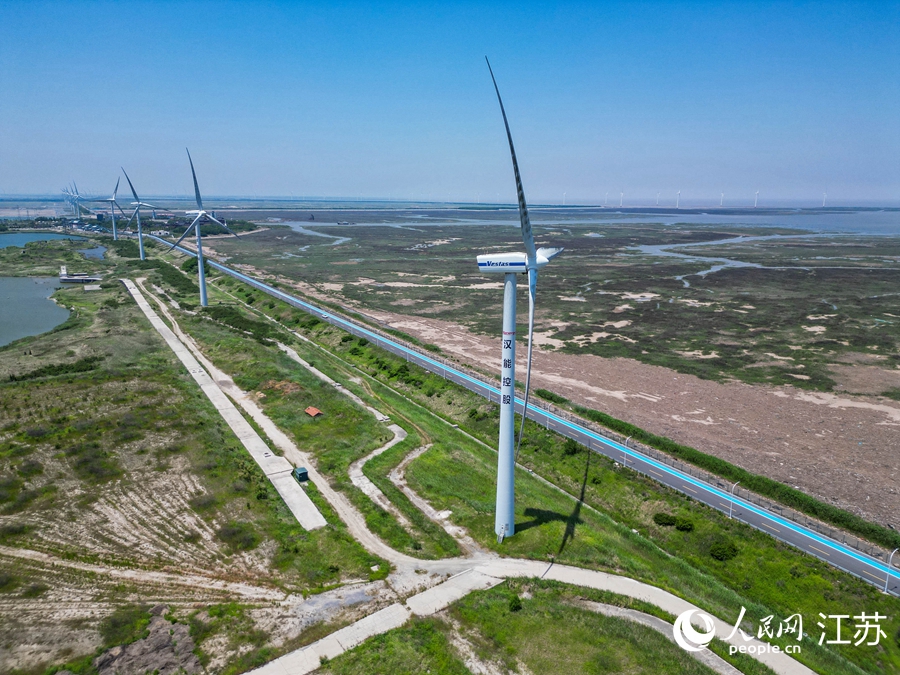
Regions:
[[63, 183, 92, 224], [620, 192, 623, 207], [754, 190, 759, 208], [721, 192, 724, 207], [93, 178, 127, 241], [478, 58, 563, 542], [169, 149, 240, 306], [823, 192, 827, 207], [676, 190, 681, 209], [122, 169, 160, 261], [656, 192, 660, 206]]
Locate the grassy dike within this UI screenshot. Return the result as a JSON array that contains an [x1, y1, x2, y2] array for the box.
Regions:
[[195, 268, 900, 675]]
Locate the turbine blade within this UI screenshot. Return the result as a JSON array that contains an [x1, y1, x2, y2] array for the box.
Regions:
[[122, 168, 140, 202], [168, 215, 202, 251], [126, 207, 139, 228], [115, 200, 128, 218], [514, 267, 537, 463], [485, 57, 536, 266], [112, 177, 120, 200], [207, 215, 239, 237], [186, 148, 203, 210]]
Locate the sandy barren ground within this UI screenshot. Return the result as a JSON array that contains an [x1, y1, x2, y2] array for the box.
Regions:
[[362, 310, 900, 529]]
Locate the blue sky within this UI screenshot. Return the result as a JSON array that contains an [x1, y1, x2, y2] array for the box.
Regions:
[[1, 1, 898, 205]]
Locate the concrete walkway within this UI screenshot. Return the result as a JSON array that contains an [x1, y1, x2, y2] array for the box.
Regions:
[[253, 559, 814, 675], [122, 279, 326, 531]]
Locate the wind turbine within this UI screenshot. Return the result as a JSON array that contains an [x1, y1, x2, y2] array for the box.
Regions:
[[122, 169, 160, 261], [720, 192, 724, 207], [63, 183, 92, 224], [656, 192, 660, 206], [823, 192, 827, 208], [754, 190, 759, 208], [168, 149, 240, 306], [620, 192, 623, 207], [93, 178, 127, 240], [676, 190, 681, 209], [478, 58, 562, 542]]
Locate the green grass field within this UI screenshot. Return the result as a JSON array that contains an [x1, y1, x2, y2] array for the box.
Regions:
[[210, 270, 900, 674]]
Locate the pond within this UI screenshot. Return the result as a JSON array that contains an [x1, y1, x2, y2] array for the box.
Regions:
[[78, 246, 107, 260], [0, 232, 85, 248], [0, 277, 70, 348]]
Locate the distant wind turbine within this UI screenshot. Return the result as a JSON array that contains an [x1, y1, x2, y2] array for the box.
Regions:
[[676, 190, 681, 209], [605, 192, 608, 206], [93, 178, 127, 241], [720, 192, 724, 207], [754, 190, 759, 208], [656, 192, 660, 206], [823, 192, 827, 208], [122, 169, 160, 261], [63, 182, 92, 224], [620, 192, 623, 207], [169, 149, 240, 306]]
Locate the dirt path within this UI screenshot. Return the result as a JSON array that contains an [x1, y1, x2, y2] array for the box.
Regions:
[[0, 545, 283, 600], [389, 445, 487, 556], [363, 310, 900, 528]]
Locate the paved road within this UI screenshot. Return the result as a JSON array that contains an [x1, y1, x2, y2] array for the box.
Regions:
[[149, 235, 900, 596]]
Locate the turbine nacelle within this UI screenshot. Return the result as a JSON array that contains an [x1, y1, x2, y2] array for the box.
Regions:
[[476, 247, 563, 273]]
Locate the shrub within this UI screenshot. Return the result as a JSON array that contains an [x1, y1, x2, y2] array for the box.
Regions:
[[21, 583, 48, 598], [508, 595, 523, 612], [562, 439, 581, 456], [204, 305, 276, 343], [217, 521, 259, 551], [108, 239, 140, 258], [9, 355, 104, 382], [709, 536, 738, 561], [0, 523, 29, 540], [535, 388, 568, 405], [154, 261, 199, 295], [182, 257, 211, 276], [65, 442, 121, 483], [675, 517, 694, 532], [190, 494, 217, 511], [17, 459, 43, 477], [653, 512, 676, 527], [100, 605, 151, 646]]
